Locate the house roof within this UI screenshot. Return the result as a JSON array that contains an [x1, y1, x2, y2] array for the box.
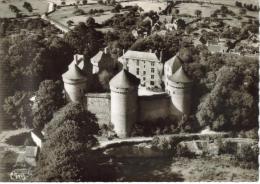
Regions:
[[25, 146, 38, 158], [109, 69, 140, 88], [168, 66, 192, 83], [31, 129, 44, 140], [62, 64, 87, 81], [91, 51, 113, 65], [120, 50, 160, 62], [69, 54, 84, 70]]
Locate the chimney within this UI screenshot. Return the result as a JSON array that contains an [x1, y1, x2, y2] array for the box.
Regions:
[[123, 49, 125, 55], [104, 47, 107, 54], [74, 54, 79, 64], [149, 49, 152, 53], [159, 51, 163, 62]]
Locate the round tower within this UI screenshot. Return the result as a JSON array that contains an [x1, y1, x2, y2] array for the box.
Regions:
[[167, 66, 192, 114], [164, 54, 182, 94], [62, 64, 87, 103], [109, 69, 140, 138]]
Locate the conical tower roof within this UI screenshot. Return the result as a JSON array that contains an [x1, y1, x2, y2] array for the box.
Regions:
[[109, 69, 140, 88], [165, 54, 182, 74], [62, 64, 87, 81], [168, 66, 192, 83]]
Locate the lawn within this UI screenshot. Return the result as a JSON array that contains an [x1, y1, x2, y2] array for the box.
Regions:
[[49, 4, 114, 26], [117, 155, 258, 181], [121, 0, 167, 12], [0, 0, 48, 18]]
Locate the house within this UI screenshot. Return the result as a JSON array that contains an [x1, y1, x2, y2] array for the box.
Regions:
[[91, 48, 114, 74], [118, 50, 163, 89]]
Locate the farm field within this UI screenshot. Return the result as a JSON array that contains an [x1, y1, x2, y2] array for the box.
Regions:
[[0, 0, 48, 18], [121, 0, 167, 12], [49, 4, 114, 26], [173, 2, 258, 27]]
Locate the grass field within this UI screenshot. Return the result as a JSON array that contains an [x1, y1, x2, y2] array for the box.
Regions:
[[121, 0, 167, 12], [49, 4, 114, 26], [117, 155, 258, 181], [0, 0, 48, 18]]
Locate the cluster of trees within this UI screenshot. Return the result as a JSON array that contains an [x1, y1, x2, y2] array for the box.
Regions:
[[0, 18, 60, 37], [132, 115, 200, 137], [235, 1, 258, 11], [181, 47, 258, 135], [23, 2, 33, 12], [0, 18, 73, 129], [9, 4, 21, 17], [33, 103, 119, 181]]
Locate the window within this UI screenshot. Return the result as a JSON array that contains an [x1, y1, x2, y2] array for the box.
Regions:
[[151, 68, 154, 73], [137, 68, 139, 75], [151, 62, 155, 66], [143, 77, 146, 81], [151, 75, 154, 79], [137, 60, 139, 66], [143, 71, 146, 75], [150, 81, 154, 85]]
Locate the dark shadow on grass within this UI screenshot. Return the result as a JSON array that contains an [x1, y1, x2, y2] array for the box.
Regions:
[[116, 157, 184, 182], [5, 132, 29, 146]]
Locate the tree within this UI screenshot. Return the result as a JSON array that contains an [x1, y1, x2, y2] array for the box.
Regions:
[[3, 91, 33, 128], [173, 8, 179, 16], [32, 80, 65, 130], [33, 102, 118, 181], [82, 0, 87, 5], [67, 20, 74, 27], [9, 4, 20, 14], [176, 18, 186, 30], [23, 2, 33, 12], [64, 22, 104, 58], [86, 16, 95, 26], [194, 9, 202, 17], [239, 8, 247, 15]]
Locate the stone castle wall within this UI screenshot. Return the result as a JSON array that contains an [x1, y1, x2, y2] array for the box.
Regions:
[[84, 92, 181, 126], [138, 94, 171, 122], [84, 93, 111, 125]]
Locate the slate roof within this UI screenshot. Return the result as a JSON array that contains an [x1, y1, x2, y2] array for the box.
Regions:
[[25, 146, 38, 158], [62, 64, 87, 81], [91, 51, 113, 64], [168, 66, 192, 83], [120, 50, 159, 62], [31, 129, 44, 140], [165, 55, 182, 74], [109, 69, 140, 88]]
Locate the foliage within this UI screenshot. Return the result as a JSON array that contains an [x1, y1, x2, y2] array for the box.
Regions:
[[23, 2, 33, 12], [64, 22, 104, 59], [3, 91, 33, 128], [33, 102, 118, 181], [130, 32, 181, 62], [195, 56, 258, 132], [32, 80, 65, 130], [43, 102, 99, 137], [73, 8, 86, 16]]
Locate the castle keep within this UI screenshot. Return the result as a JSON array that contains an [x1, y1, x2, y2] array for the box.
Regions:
[[62, 50, 193, 138]]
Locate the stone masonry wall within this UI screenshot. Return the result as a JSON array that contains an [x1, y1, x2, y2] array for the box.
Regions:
[[84, 93, 111, 125]]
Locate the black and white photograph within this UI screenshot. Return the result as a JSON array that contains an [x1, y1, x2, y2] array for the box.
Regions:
[[0, 0, 259, 182]]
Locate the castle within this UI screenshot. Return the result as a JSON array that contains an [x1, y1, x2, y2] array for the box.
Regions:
[[62, 50, 193, 138]]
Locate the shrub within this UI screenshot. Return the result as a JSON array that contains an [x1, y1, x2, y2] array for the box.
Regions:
[[73, 8, 86, 16]]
